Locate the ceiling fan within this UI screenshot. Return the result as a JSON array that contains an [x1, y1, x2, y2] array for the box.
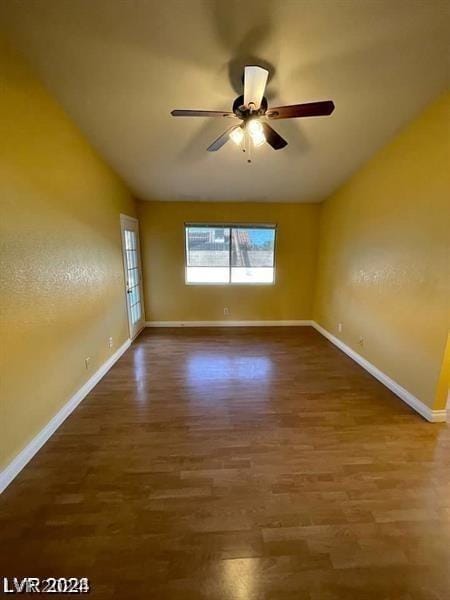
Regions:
[[171, 65, 335, 155]]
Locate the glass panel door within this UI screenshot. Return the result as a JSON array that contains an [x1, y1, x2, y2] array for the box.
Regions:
[[120, 215, 145, 338]]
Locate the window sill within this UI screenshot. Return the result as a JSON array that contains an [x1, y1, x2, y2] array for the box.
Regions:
[[185, 282, 276, 286]]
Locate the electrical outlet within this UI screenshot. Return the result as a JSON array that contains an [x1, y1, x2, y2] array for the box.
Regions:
[[108, 337, 113, 349], [85, 357, 91, 370], [338, 322, 343, 333], [358, 336, 364, 347], [223, 307, 229, 316]]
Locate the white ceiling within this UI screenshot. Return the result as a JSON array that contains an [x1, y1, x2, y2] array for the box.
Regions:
[[1, 0, 448, 202]]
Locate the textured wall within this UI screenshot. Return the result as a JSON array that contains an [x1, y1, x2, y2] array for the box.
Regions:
[[138, 201, 320, 322], [314, 93, 450, 410], [0, 38, 136, 469]]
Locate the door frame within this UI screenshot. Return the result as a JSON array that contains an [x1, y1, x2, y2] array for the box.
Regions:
[[120, 213, 145, 340]]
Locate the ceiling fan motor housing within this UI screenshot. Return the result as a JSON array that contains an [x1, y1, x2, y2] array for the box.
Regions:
[[232, 95, 268, 119]]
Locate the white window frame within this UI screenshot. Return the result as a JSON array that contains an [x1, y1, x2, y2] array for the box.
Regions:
[[184, 223, 277, 286]]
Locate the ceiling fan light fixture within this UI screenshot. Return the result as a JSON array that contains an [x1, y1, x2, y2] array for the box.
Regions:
[[251, 130, 266, 147], [230, 126, 244, 146], [247, 119, 266, 147]]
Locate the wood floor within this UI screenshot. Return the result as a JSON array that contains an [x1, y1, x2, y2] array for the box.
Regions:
[[1, 327, 449, 599]]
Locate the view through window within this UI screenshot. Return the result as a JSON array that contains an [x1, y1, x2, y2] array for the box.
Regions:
[[185, 225, 276, 284]]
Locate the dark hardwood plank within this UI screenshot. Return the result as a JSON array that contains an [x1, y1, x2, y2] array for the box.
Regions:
[[1, 327, 449, 599]]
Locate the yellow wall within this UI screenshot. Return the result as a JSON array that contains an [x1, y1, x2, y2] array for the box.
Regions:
[[314, 93, 450, 410], [138, 201, 320, 322], [0, 38, 136, 469]]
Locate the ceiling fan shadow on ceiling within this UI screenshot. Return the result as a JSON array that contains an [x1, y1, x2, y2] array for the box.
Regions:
[[171, 65, 335, 162]]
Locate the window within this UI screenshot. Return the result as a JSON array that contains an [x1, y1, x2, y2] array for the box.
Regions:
[[185, 225, 276, 284]]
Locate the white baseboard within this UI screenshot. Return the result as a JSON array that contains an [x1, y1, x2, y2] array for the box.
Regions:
[[146, 320, 313, 328], [311, 322, 447, 423], [0, 338, 131, 494]]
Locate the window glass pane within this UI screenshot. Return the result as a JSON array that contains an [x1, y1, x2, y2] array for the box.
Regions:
[[184, 225, 276, 284], [186, 266, 229, 284], [231, 267, 274, 284], [128, 267, 138, 287], [186, 227, 230, 267], [133, 302, 141, 323], [126, 250, 137, 269], [231, 228, 275, 268], [130, 301, 140, 324], [134, 302, 141, 322], [125, 229, 137, 251]]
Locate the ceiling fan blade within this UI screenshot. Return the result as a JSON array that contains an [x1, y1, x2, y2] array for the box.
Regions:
[[262, 123, 288, 150], [171, 109, 236, 118], [207, 125, 242, 152], [266, 101, 335, 120], [244, 66, 269, 110]]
